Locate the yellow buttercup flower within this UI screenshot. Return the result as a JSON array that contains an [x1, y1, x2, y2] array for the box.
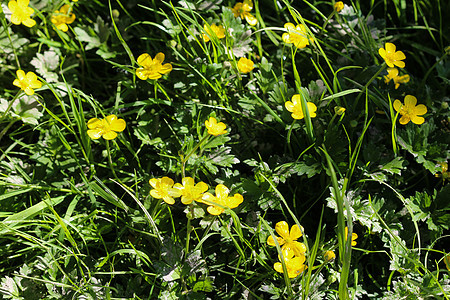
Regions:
[[202, 184, 243, 215], [324, 250, 336, 262], [232, 0, 258, 26], [202, 24, 225, 42], [173, 177, 208, 205], [13, 70, 42, 95], [237, 57, 254, 73], [8, 0, 36, 27], [136, 53, 173, 80], [393, 95, 427, 125], [435, 162, 449, 182], [87, 115, 126, 140], [334, 106, 346, 115], [285, 94, 317, 120], [267, 221, 307, 257], [274, 249, 307, 278], [282, 23, 313, 49], [205, 117, 227, 136], [345, 226, 358, 246], [149, 177, 182, 205], [384, 68, 410, 89], [334, 1, 344, 12], [51, 5, 76, 32], [378, 42, 406, 68], [444, 254, 450, 271]]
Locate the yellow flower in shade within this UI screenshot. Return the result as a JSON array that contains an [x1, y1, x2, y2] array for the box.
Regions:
[[8, 0, 36, 27], [345, 227, 358, 246], [51, 5, 76, 32], [274, 249, 307, 278], [334, 106, 346, 115], [378, 43, 406, 68], [393, 95, 427, 125], [444, 254, 450, 271], [324, 250, 336, 262], [285, 94, 317, 120], [205, 117, 227, 136], [87, 115, 126, 140], [435, 162, 449, 182], [237, 57, 254, 73], [384, 68, 410, 89], [136, 53, 173, 80], [202, 184, 243, 215], [267, 221, 307, 257], [202, 24, 225, 42], [231, 0, 258, 26], [13, 70, 42, 95], [334, 1, 344, 12], [149, 177, 182, 205], [173, 177, 209, 205], [282, 23, 313, 49]]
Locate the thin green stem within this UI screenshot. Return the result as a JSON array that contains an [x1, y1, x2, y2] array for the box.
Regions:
[[354, 63, 386, 108], [181, 134, 209, 178]]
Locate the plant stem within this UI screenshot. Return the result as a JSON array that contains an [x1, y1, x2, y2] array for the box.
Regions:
[[181, 134, 209, 178], [354, 63, 386, 108]]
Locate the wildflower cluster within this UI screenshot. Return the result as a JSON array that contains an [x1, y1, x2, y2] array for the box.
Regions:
[[149, 176, 243, 216], [378, 43, 428, 125], [267, 221, 307, 278]]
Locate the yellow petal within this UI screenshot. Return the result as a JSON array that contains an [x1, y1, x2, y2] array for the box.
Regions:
[[149, 178, 159, 188], [215, 184, 229, 199], [227, 193, 243, 208], [267, 235, 284, 246], [285, 101, 294, 112], [87, 118, 101, 129], [161, 177, 174, 186], [290, 224, 302, 239], [201, 192, 216, 205], [110, 118, 126, 132], [154, 52, 165, 64], [102, 130, 118, 140], [24, 87, 34, 95], [207, 205, 223, 215], [385, 43, 396, 54], [147, 73, 162, 80], [394, 60, 405, 68], [160, 63, 173, 74], [414, 104, 427, 115], [162, 196, 175, 205], [273, 262, 283, 273], [282, 33, 291, 44], [150, 189, 162, 199], [87, 128, 102, 139], [196, 181, 209, 193], [245, 13, 258, 26], [394, 51, 406, 60], [404, 95, 417, 108], [399, 115, 410, 125], [137, 53, 152, 67], [275, 221, 290, 240], [8, 1, 18, 12], [393, 100, 403, 112], [410, 115, 425, 125], [291, 94, 301, 105], [16, 70, 26, 79], [307, 102, 317, 118], [378, 47, 386, 59], [23, 18, 36, 28], [136, 68, 149, 80]]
